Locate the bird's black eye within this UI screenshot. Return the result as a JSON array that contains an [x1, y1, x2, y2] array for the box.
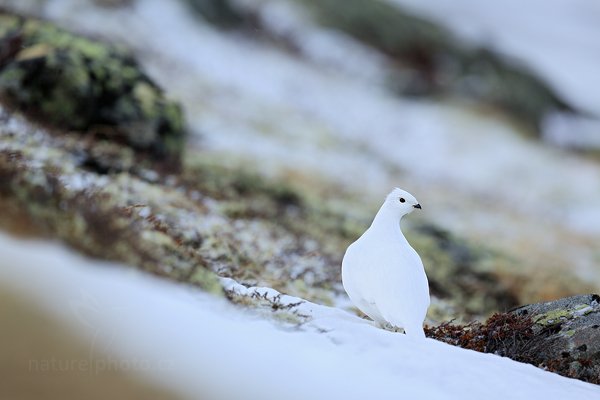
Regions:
[[399, 197, 405, 203]]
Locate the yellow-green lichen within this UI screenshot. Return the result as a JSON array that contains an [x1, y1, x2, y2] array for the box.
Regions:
[[533, 309, 573, 326], [188, 267, 224, 295], [564, 329, 576, 337]]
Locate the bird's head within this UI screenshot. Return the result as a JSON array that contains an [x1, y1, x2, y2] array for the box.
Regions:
[[384, 187, 421, 217]]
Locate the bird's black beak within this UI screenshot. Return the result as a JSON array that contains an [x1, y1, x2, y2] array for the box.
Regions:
[[413, 204, 422, 210]]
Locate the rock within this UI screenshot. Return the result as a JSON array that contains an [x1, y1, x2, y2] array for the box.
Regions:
[[0, 13, 185, 160], [511, 294, 600, 382], [427, 294, 600, 385]]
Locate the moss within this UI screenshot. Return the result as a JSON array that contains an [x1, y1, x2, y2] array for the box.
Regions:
[[0, 13, 185, 160]]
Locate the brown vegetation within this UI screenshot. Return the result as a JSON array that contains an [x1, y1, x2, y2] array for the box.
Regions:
[[426, 313, 600, 384]]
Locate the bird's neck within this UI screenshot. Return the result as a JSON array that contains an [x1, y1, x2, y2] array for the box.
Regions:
[[370, 205, 406, 237]]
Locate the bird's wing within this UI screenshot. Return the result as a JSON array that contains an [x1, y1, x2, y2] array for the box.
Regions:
[[342, 241, 378, 302], [374, 245, 430, 328]]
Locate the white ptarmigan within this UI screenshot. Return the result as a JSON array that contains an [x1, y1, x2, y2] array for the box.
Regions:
[[342, 188, 430, 338]]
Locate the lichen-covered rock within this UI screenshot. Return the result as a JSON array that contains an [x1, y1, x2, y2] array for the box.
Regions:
[[0, 13, 185, 159], [511, 294, 600, 382]]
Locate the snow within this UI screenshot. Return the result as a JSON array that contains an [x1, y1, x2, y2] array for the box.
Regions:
[[34, 0, 600, 225], [137, 206, 151, 219], [385, 0, 600, 150], [542, 112, 600, 150], [1, 233, 598, 400], [60, 172, 108, 192], [387, 0, 600, 117], [1, 2, 599, 396], [236, 0, 392, 83]]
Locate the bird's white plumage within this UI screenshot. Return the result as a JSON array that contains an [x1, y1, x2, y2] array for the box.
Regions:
[[342, 188, 430, 338]]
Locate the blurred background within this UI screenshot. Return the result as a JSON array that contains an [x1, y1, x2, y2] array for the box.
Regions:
[[1, 0, 600, 398]]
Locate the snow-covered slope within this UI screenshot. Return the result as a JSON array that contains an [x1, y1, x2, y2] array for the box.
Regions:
[[388, 0, 600, 117], [1, 233, 598, 400], [387, 0, 600, 149]]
